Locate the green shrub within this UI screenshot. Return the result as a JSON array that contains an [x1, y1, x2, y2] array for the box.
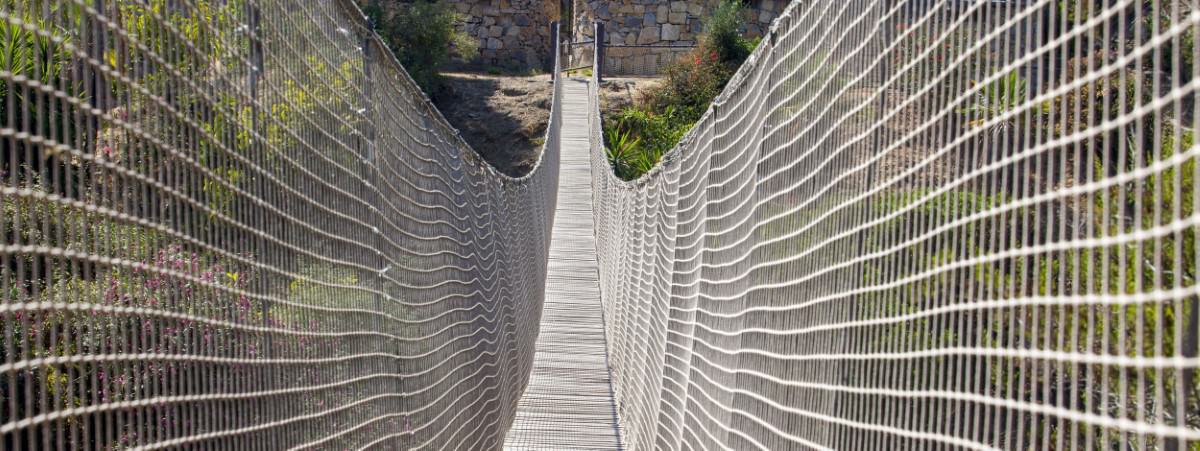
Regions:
[[641, 55, 732, 124], [601, 0, 756, 180], [365, 0, 478, 94], [703, 0, 756, 67], [604, 108, 693, 179], [604, 124, 644, 180]]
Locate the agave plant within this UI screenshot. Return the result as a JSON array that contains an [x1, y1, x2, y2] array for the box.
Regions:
[[604, 124, 643, 180], [960, 71, 1027, 136]]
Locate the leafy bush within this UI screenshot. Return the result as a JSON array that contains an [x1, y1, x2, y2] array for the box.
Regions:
[[640, 54, 732, 124], [703, 0, 757, 67], [602, 0, 756, 180], [605, 108, 693, 179], [365, 0, 478, 94]]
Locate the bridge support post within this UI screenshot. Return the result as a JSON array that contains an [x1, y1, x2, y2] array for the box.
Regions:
[[550, 21, 559, 80], [593, 21, 604, 82]]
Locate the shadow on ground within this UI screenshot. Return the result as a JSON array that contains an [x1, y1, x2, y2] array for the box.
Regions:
[[434, 73, 553, 177]]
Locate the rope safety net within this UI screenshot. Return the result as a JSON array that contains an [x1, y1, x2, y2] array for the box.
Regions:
[[590, 0, 1200, 449], [0, 0, 560, 448]]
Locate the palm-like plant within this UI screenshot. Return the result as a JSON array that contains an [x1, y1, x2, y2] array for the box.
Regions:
[[605, 125, 643, 180], [961, 71, 1027, 136], [0, 5, 74, 140]]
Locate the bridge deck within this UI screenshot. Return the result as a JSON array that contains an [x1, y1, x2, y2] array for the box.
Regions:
[[502, 79, 623, 450]]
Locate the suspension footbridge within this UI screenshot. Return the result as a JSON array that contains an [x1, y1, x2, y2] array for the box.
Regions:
[[503, 79, 622, 450], [2, 0, 1199, 449]]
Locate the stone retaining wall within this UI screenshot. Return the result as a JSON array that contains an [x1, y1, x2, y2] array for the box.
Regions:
[[439, 0, 787, 72], [447, 0, 560, 69], [573, 0, 787, 75]]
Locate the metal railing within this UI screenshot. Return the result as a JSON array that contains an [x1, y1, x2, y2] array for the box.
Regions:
[[565, 40, 597, 73]]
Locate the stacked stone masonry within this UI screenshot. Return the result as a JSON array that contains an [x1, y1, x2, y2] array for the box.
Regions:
[[574, 0, 786, 75], [447, 0, 560, 68], [440, 0, 785, 72]]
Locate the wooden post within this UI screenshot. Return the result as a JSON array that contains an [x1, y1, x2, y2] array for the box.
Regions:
[[550, 21, 560, 79], [593, 21, 604, 82]]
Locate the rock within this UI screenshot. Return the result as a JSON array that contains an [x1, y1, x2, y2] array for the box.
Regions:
[[625, 16, 642, 28], [687, 3, 703, 16], [624, 33, 637, 45], [668, 12, 686, 24], [759, 10, 776, 24], [489, 25, 504, 37], [487, 37, 503, 49], [661, 23, 680, 40], [657, 5, 668, 21], [515, 14, 531, 26], [670, 1, 687, 12], [637, 26, 659, 44], [690, 19, 703, 33], [526, 48, 541, 66], [643, 12, 656, 24]]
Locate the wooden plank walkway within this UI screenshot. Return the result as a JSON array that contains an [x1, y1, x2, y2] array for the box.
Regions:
[[502, 79, 623, 451]]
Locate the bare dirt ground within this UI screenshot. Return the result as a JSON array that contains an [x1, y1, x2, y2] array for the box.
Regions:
[[434, 73, 662, 176], [435, 72, 554, 177], [598, 77, 663, 118]]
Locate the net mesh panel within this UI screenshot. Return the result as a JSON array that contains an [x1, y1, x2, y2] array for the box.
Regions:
[[591, 0, 1200, 449], [602, 45, 694, 77], [0, 0, 559, 448]]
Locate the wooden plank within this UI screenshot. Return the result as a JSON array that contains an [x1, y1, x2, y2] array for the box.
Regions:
[[503, 79, 623, 451]]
